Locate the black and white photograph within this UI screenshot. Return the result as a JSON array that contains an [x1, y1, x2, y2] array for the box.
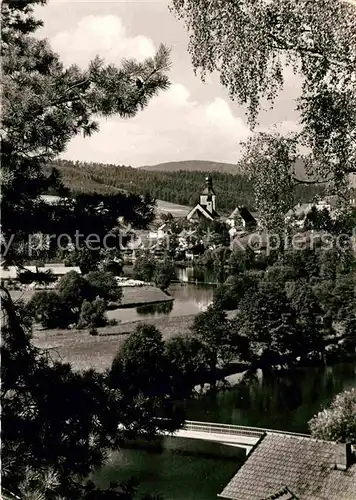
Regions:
[[1, 1, 356, 499]]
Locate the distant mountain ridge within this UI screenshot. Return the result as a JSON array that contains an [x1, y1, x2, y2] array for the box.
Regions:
[[139, 158, 311, 179], [139, 160, 237, 174]]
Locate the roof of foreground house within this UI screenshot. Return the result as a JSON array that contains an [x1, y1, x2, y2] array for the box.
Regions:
[[218, 434, 356, 500]]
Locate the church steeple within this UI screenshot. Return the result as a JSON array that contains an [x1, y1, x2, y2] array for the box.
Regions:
[[203, 175, 215, 195], [200, 175, 216, 213], [186, 174, 219, 221]]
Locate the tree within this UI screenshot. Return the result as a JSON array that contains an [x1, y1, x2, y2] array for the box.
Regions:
[[109, 325, 184, 436], [163, 232, 179, 259], [191, 306, 234, 385], [236, 280, 298, 365], [305, 206, 333, 232], [85, 270, 122, 304], [344, 313, 356, 351], [264, 264, 297, 285], [2, 0, 171, 262], [214, 272, 259, 311], [309, 388, 356, 443], [78, 298, 108, 329], [213, 282, 237, 311], [1, 1, 173, 495], [153, 259, 174, 291], [101, 248, 124, 276], [197, 219, 230, 247], [212, 247, 229, 283], [56, 271, 95, 311], [171, 0, 356, 189], [289, 281, 325, 354], [331, 274, 356, 324], [65, 248, 103, 275], [1, 289, 130, 498], [27, 290, 74, 329], [165, 335, 208, 397], [133, 252, 156, 283], [228, 247, 256, 275], [27, 271, 121, 330], [239, 132, 297, 229]]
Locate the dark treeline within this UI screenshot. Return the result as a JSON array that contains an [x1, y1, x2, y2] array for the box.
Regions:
[[46, 159, 324, 213]]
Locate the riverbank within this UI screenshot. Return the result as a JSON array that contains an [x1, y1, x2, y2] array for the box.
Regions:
[[118, 286, 173, 308]]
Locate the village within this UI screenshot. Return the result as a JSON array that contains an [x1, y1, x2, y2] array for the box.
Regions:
[[2, 174, 355, 290]]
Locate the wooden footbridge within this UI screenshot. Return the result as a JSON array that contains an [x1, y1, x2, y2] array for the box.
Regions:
[[173, 420, 310, 454]]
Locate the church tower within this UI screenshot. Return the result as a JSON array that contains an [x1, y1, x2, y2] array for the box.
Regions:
[[199, 175, 216, 214], [186, 174, 219, 221]]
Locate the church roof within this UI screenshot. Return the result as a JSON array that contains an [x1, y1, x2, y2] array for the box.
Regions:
[[186, 203, 219, 220], [202, 186, 216, 195]]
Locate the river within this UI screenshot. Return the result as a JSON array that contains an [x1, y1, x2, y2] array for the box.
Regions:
[[113, 266, 216, 323], [95, 363, 356, 499], [96, 270, 356, 500], [113, 282, 215, 323]]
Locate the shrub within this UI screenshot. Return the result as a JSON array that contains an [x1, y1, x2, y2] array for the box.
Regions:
[[85, 271, 122, 303], [27, 291, 73, 329], [101, 260, 123, 276], [153, 260, 174, 290], [56, 271, 95, 310], [309, 389, 356, 443], [65, 247, 102, 274], [133, 253, 156, 282], [213, 283, 238, 310], [78, 298, 107, 328]]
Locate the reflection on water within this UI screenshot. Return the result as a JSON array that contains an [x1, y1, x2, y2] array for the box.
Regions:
[[186, 362, 356, 433], [136, 300, 174, 316], [110, 283, 215, 324], [96, 362, 356, 499], [176, 266, 218, 284], [95, 438, 243, 500]]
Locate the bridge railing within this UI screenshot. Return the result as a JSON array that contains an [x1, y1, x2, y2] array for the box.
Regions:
[[183, 420, 310, 439], [184, 421, 264, 438]]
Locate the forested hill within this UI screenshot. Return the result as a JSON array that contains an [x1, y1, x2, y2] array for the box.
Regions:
[[45, 159, 324, 214], [139, 160, 237, 173]]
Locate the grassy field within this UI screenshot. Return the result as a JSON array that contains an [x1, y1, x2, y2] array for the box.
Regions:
[[32, 314, 198, 372], [120, 286, 173, 306], [31, 308, 236, 373], [156, 199, 190, 218], [11, 284, 233, 373]]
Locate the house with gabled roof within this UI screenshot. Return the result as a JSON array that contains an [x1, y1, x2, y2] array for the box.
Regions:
[[218, 433, 356, 500], [186, 175, 219, 221], [226, 207, 258, 232]]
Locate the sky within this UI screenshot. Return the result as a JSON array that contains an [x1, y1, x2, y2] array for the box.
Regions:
[[35, 0, 301, 167]]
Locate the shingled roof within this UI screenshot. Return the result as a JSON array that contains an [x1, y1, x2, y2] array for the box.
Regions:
[[218, 434, 356, 500]]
